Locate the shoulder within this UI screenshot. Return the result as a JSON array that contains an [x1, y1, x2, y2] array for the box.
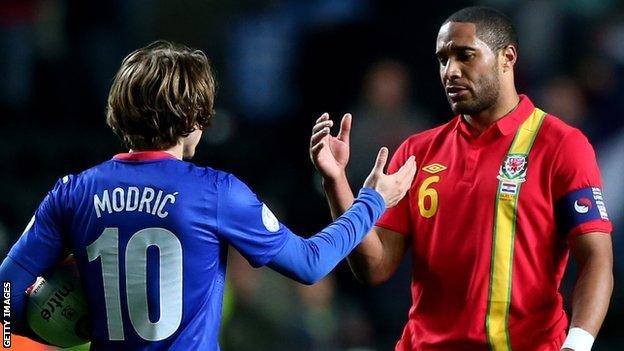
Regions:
[[539, 113, 587, 145], [168, 163, 249, 194], [536, 111, 602, 184], [536, 112, 595, 160]]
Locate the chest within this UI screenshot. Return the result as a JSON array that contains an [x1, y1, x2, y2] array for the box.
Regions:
[[406, 133, 555, 237]]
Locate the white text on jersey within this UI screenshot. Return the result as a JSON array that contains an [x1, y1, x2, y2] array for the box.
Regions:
[[93, 187, 178, 219]]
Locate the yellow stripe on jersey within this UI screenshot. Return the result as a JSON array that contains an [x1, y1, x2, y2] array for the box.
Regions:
[[486, 108, 547, 351]]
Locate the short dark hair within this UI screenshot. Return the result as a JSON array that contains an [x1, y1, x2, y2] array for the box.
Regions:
[[443, 6, 518, 53], [106, 40, 216, 151]]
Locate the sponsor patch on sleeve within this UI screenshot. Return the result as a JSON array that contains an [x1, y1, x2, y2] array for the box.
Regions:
[[261, 204, 280, 232], [556, 187, 609, 234]]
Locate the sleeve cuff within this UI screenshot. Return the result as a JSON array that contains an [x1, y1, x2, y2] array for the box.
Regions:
[[358, 187, 385, 213], [567, 219, 613, 238]]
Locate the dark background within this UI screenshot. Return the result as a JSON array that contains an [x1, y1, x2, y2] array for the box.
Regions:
[[1, 0, 622, 350]]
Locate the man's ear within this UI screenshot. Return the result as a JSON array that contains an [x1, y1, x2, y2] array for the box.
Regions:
[[500, 44, 517, 73]]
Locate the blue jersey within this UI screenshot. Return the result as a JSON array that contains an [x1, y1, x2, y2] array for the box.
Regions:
[[9, 151, 293, 350]]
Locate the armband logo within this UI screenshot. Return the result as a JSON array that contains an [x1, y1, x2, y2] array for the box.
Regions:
[[573, 197, 592, 214]]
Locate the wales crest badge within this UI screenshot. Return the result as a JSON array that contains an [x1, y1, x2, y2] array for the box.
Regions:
[[497, 154, 528, 183]]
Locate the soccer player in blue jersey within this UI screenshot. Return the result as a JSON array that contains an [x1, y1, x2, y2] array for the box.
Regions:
[[0, 41, 416, 350]]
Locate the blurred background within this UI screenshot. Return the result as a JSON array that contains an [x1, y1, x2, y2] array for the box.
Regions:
[[1, 0, 622, 350]]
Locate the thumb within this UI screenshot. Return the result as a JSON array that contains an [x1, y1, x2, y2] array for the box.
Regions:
[[337, 113, 351, 144], [395, 155, 416, 176], [373, 147, 389, 174]]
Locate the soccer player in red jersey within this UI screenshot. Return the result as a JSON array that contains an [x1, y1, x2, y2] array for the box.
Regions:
[[309, 6, 613, 351]]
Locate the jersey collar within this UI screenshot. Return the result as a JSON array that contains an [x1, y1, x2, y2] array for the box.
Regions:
[[113, 151, 179, 161], [454, 94, 535, 139], [494, 94, 535, 136]]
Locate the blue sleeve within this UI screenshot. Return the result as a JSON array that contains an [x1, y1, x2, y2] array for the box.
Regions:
[[267, 188, 385, 285], [217, 174, 290, 267], [7, 177, 68, 278], [0, 257, 36, 334]]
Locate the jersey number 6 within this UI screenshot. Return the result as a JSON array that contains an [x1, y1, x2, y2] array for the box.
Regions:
[[418, 176, 439, 218], [87, 227, 183, 341]]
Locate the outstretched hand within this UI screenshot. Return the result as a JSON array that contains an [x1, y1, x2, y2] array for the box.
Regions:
[[310, 113, 351, 180], [364, 147, 416, 208]]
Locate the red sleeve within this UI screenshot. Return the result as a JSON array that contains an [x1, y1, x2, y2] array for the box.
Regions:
[[552, 129, 612, 237], [375, 139, 414, 235]]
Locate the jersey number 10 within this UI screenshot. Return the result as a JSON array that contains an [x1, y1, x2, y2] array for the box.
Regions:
[[87, 227, 183, 341]]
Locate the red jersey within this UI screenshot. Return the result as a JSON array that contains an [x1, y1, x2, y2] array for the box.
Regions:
[[377, 95, 612, 351]]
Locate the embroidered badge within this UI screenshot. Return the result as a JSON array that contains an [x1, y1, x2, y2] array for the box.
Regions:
[[422, 163, 447, 174], [497, 154, 528, 183]]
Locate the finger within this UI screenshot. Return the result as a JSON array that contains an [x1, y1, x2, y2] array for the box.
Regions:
[[394, 156, 416, 176], [310, 128, 330, 147], [372, 147, 389, 174], [394, 155, 416, 177], [390, 157, 416, 190], [311, 140, 325, 157], [337, 113, 351, 144], [402, 158, 417, 184], [315, 113, 329, 124], [312, 120, 334, 134]]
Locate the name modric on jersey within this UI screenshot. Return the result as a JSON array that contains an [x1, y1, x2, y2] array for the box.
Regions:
[[93, 186, 178, 219]]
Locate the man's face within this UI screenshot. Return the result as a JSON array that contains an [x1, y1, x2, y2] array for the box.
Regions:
[[436, 22, 500, 115]]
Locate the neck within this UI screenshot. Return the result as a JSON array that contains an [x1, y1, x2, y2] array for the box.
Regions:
[[130, 143, 183, 160], [464, 90, 520, 134]]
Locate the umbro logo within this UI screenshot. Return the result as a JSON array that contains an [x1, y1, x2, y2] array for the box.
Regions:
[[422, 163, 447, 174]]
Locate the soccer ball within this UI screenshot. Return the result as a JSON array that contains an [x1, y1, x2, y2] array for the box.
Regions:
[[26, 260, 91, 347]]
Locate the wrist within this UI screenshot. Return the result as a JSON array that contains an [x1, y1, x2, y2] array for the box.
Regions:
[[562, 327, 594, 351], [358, 187, 386, 210], [321, 171, 348, 188]]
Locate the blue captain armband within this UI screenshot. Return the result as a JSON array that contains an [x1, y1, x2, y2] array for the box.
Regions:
[[555, 186, 609, 235]]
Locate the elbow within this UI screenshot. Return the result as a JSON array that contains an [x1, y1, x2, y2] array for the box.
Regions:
[[351, 268, 392, 286], [297, 270, 326, 286], [298, 278, 317, 286], [362, 275, 391, 287], [607, 270, 614, 294]]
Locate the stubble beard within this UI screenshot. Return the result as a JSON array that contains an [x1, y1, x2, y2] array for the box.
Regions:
[[450, 69, 500, 116]]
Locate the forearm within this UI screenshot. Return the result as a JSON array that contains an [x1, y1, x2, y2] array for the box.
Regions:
[[346, 233, 391, 284], [268, 188, 385, 284], [321, 175, 390, 283], [569, 256, 613, 336], [322, 174, 355, 219]]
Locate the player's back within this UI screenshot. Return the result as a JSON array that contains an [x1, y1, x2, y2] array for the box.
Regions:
[[64, 152, 227, 350]]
